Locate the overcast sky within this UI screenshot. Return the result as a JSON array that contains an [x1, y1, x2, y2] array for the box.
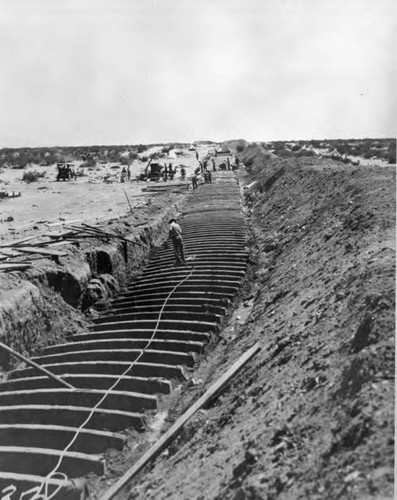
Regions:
[[0, 0, 395, 147]]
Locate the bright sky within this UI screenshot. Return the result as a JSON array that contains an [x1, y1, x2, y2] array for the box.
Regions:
[[0, 0, 395, 147]]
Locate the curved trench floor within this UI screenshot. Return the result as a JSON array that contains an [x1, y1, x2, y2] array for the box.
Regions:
[[0, 171, 248, 499]]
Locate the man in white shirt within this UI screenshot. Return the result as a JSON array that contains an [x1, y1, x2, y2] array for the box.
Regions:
[[168, 219, 186, 265]]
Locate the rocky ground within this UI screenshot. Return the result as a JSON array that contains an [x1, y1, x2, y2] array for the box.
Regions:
[[123, 146, 395, 500]]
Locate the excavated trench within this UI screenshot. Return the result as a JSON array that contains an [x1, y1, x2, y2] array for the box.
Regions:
[[0, 171, 250, 499]]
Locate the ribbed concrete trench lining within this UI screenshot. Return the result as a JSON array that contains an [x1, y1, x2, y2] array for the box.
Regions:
[[0, 171, 249, 499]]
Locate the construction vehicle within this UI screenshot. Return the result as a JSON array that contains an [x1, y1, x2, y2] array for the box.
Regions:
[[138, 157, 164, 181], [56, 163, 75, 181]]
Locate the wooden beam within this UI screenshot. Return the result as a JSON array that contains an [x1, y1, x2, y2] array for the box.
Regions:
[[124, 189, 133, 213], [0, 249, 22, 257], [0, 263, 31, 270], [99, 342, 260, 500], [0, 265, 31, 273], [0, 235, 39, 248], [0, 342, 75, 389], [16, 246, 68, 257]]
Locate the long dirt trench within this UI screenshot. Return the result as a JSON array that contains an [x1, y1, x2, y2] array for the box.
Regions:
[[0, 171, 250, 499]]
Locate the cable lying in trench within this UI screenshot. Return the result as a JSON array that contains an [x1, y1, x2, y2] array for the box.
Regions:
[[10, 267, 196, 500], [0, 171, 248, 499]]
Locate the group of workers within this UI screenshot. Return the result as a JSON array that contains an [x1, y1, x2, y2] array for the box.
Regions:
[[167, 149, 242, 265], [162, 164, 177, 181]]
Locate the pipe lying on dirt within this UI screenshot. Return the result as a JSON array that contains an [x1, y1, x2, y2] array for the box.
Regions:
[[100, 342, 261, 500], [0, 341, 75, 389]]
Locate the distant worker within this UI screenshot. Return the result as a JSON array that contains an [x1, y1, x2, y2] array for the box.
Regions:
[[227, 158, 231, 170], [168, 219, 186, 265], [192, 173, 198, 190], [127, 165, 131, 181], [212, 158, 216, 171], [121, 167, 127, 182], [180, 167, 186, 180]]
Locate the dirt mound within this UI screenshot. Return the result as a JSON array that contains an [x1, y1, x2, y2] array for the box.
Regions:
[[127, 158, 395, 499], [221, 139, 249, 153], [240, 143, 279, 167]]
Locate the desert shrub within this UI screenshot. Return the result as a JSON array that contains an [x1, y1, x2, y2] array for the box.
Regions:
[[296, 149, 315, 157], [275, 149, 291, 158], [140, 156, 148, 162], [137, 144, 148, 153], [272, 141, 286, 152], [22, 170, 46, 182], [236, 145, 244, 152], [387, 141, 396, 164], [334, 142, 351, 155]]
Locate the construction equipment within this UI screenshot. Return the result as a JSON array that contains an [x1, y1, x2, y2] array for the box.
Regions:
[[137, 157, 164, 181], [56, 163, 75, 181]]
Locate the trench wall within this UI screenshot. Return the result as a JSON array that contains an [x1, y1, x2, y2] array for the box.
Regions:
[[0, 197, 185, 369]]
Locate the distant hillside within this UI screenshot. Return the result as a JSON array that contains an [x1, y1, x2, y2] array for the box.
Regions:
[[262, 138, 396, 164], [193, 140, 217, 145], [0, 142, 191, 169]]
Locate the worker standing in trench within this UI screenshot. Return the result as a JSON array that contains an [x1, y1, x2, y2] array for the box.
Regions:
[[168, 219, 187, 265]]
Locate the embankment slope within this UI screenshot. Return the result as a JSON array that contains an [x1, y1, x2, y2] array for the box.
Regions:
[[128, 150, 395, 499]]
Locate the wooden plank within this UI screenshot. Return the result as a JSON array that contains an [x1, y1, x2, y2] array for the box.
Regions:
[[43, 230, 78, 239], [16, 247, 68, 257], [0, 249, 22, 257], [0, 342, 75, 389], [0, 235, 39, 248], [81, 224, 142, 246], [0, 262, 30, 269], [0, 264, 31, 272], [47, 241, 73, 248], [99, 343, 261, 500]]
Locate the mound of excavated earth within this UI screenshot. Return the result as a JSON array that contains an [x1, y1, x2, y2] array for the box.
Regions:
[[126, 150, 395, 499]]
